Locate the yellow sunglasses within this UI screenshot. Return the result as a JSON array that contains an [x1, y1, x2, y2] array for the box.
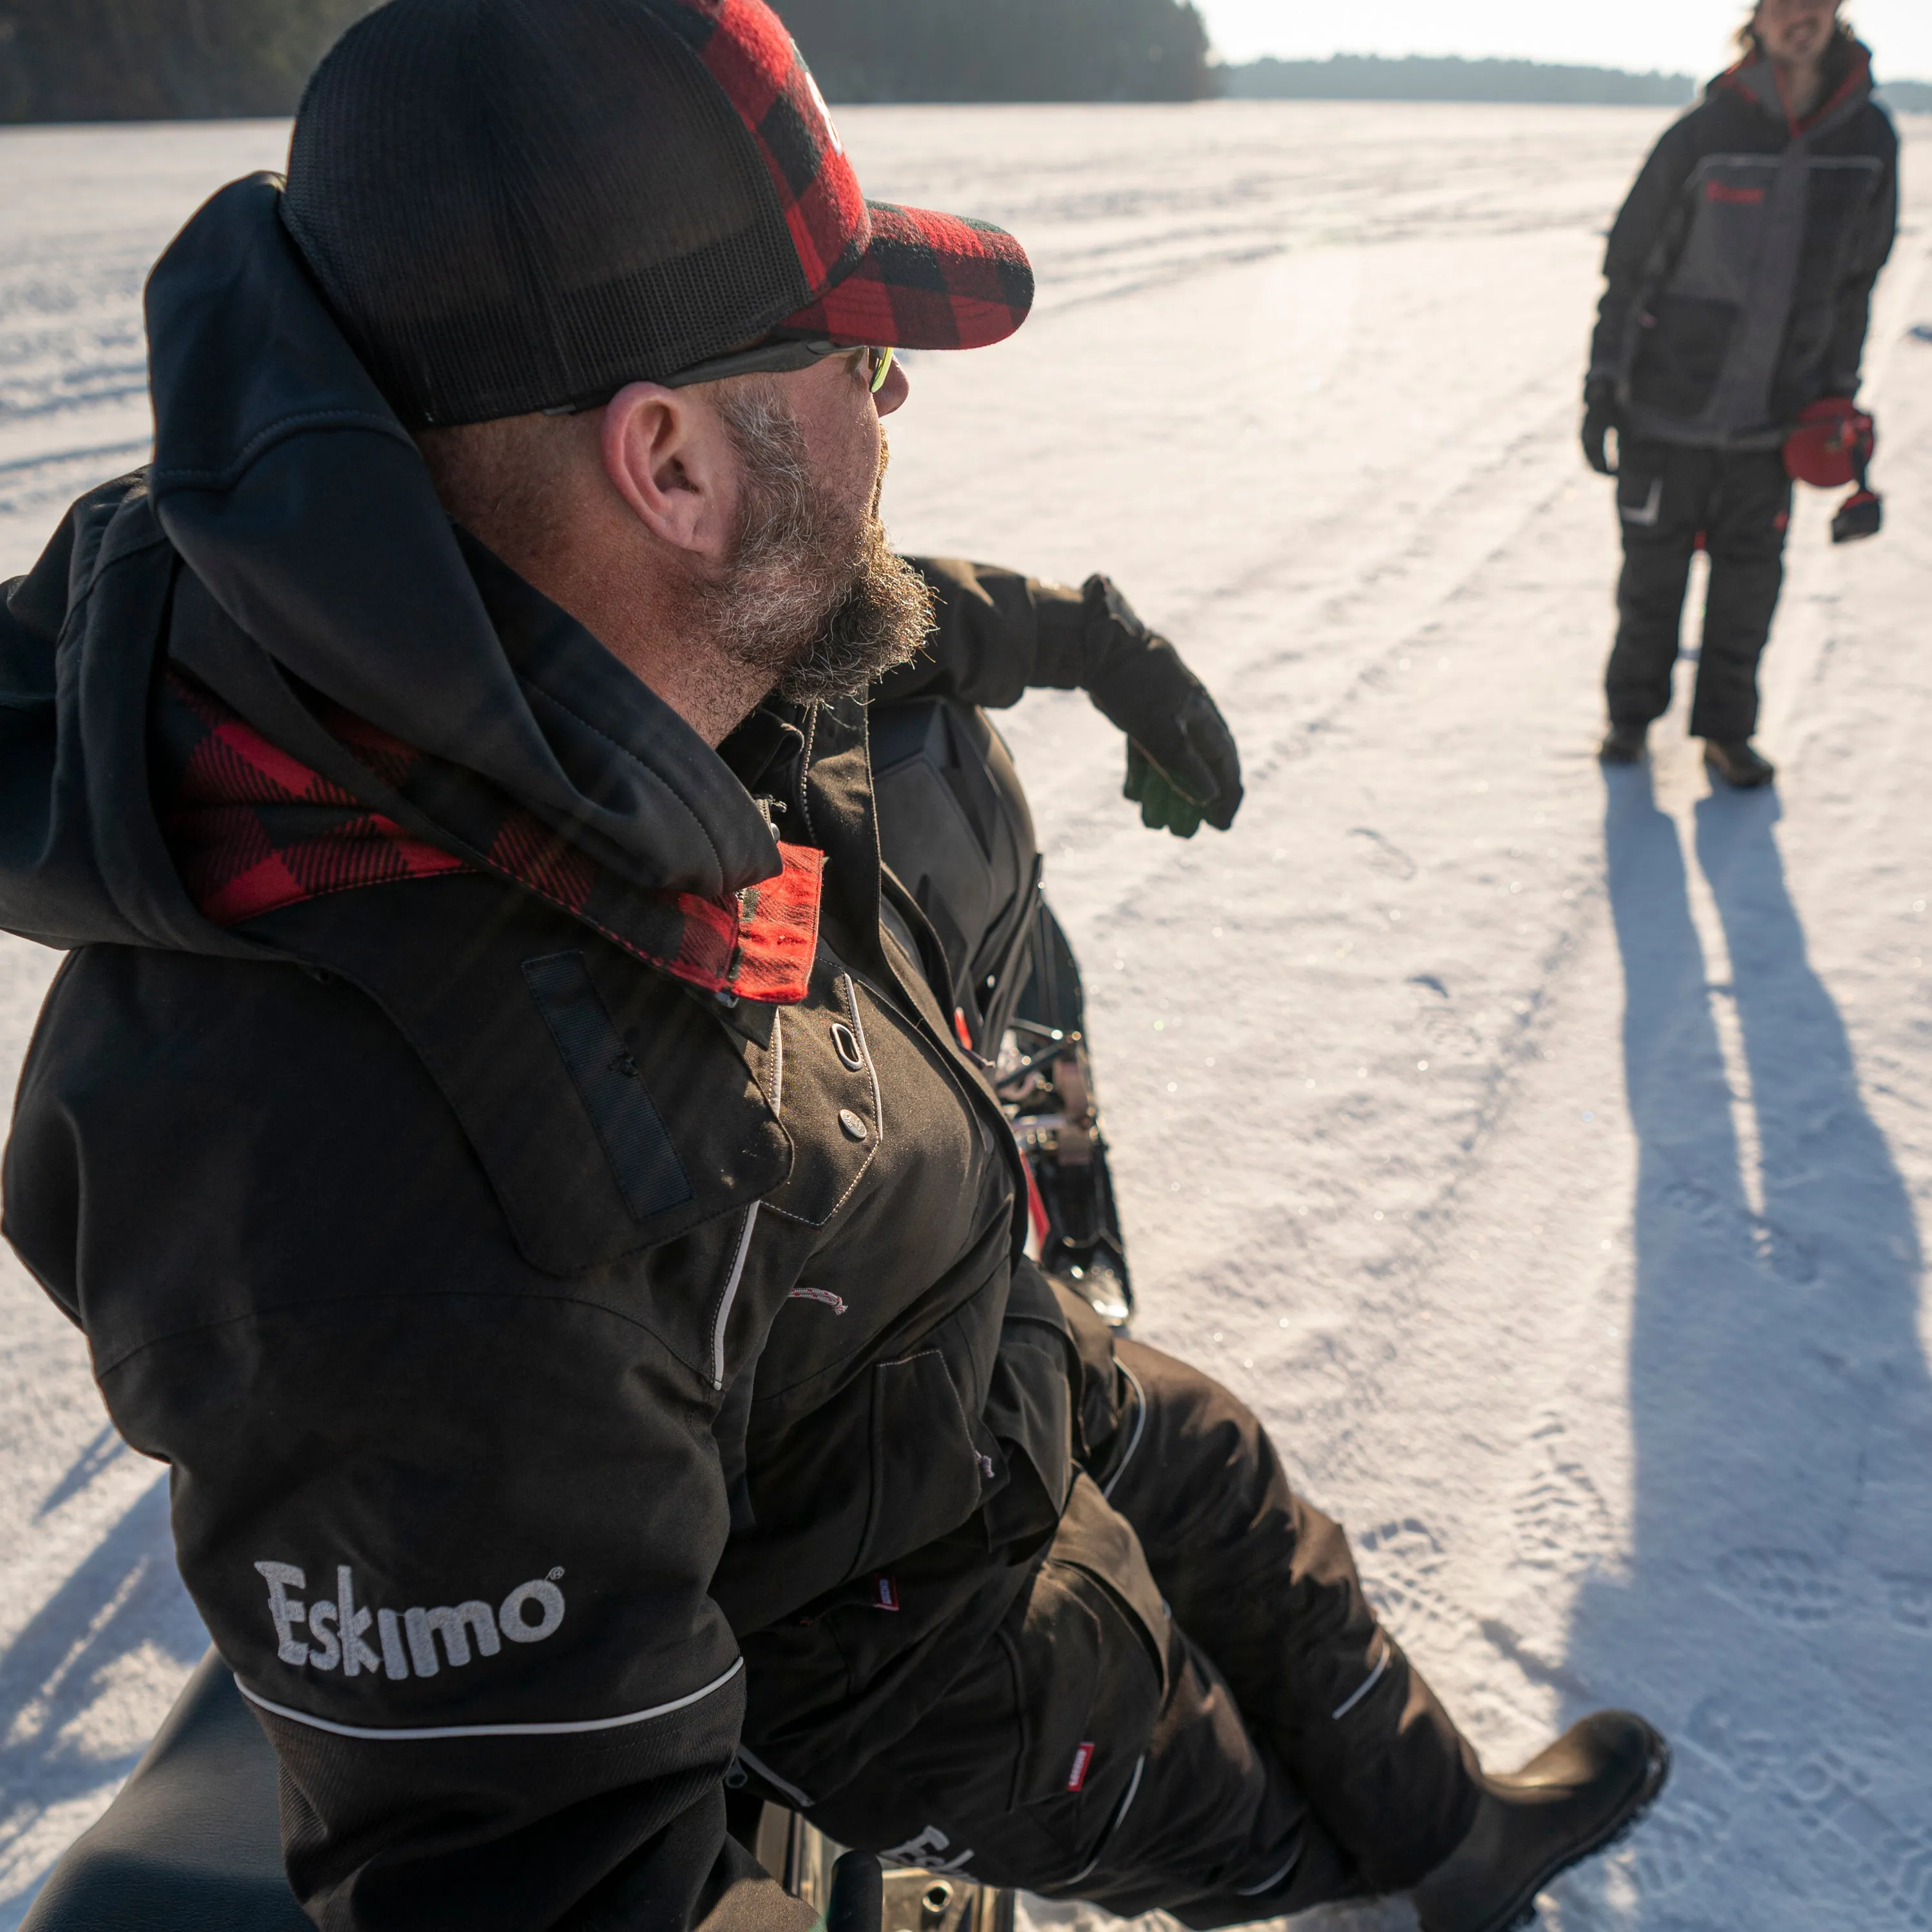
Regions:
[[662, 337, 895, 393]]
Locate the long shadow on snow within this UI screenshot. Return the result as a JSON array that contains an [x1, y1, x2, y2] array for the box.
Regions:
[[1560, 768, 1932, 1927], [0, 1474, 205, 1870]]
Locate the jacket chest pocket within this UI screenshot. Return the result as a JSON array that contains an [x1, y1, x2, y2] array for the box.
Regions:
[[855, 1348, 995, 1577], [1669, 160, 1779, 305], [759, 972, 884, 1229], [1804, 155, 1882, 226]]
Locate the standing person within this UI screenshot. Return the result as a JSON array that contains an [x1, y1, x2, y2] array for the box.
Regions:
[[4, 5, 1663, 1931], [1584, 0, 1897, 786]]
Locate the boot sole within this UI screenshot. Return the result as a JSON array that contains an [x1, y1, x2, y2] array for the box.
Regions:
[[1702, 753, 1774, 789], [1466, 1729, 1672, 1932]]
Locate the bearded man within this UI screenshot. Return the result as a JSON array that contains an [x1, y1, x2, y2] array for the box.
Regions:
[[3, 5, 1663, 1932]]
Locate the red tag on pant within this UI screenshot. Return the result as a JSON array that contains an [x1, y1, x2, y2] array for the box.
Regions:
[[874, 1575, 900, 1612], [1066, 1742, 1095, 1792]]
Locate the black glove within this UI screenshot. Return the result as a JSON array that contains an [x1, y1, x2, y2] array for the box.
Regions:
[[1582, 375, 1620, 477], [1075, 576, 1244, 838]]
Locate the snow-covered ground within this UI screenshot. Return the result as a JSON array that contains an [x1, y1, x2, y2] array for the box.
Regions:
[[3, 101, 1929, 1932]]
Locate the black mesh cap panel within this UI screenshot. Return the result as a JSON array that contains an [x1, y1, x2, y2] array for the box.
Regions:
[[281, 0, 815, 426]]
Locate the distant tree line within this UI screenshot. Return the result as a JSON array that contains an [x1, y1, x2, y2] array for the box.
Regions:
[[0, 0, 1209, 120], [1877, 80, 1931, 113], [1, 1, 1923, 124], [0, 0, 365, 120], [1221, 54, 1932, 113], [776, 0, 1210, 103], [1219, 54, 1697, 107]]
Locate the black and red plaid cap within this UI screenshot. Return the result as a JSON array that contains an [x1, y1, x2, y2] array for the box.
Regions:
[[282, 0, 1033, 429], [663, 0, 1033, 352]]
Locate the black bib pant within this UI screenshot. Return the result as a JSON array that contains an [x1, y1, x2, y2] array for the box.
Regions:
[[809, 1338, 1479, 1924], [1605, 439, 1793, 744], [805, 699, 1481, 1920]]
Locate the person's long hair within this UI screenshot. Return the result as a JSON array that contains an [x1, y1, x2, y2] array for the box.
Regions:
[[1734, 8, 1857, 53]]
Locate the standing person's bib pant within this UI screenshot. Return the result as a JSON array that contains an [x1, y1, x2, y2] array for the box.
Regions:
[[1605, 441, 1793, 743]]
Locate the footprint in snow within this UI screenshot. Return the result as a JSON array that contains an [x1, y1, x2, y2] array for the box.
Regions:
[[1511, 1417, 1621, 1573], [1777, 1750, 1932, 1928], [1350, 827, 1418, 882], [1612, 1791, 1730, 1899], [1659, 1177, 1817, 1284], [1424, 1008, 1484, 1056], [1685, 1696, 1779, 1789], [1882, 1575, 1932, 1631], [1712, 1548, 1852, 1625], [1354, 1518, 1452, 1641]]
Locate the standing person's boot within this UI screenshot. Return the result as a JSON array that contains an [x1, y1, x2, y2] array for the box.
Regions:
[[1598, 722, 1648, 764], [1702, 738, 1776, 788], [1410, 1712, 1669, 1932]]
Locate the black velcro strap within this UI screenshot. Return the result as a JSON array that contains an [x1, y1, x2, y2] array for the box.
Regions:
[[523, 951, 694, 1222]]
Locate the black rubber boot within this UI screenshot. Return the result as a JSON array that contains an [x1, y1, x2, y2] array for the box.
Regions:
[[1702, 738, 1776, 788], [1598, 723, 1647, 765], [1410, 1711, 1669, 1932]]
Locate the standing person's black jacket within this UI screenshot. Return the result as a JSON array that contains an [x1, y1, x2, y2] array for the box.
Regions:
[[1589, 36, 1897, 450], [0, 176, 1126, 1932]]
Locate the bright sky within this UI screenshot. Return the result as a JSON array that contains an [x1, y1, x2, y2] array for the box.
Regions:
[[1197, 0, 1932, 80]]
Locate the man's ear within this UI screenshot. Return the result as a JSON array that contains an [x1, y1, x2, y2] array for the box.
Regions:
[[600, 383, 738, 564]]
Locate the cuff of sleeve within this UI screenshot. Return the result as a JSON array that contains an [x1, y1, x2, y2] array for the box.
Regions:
[[1030, 576, 1107, 691]]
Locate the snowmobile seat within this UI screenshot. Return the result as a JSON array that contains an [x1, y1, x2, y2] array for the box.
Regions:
[[21, 1651, 1013, 1932], [21, 1647, 309, 1932]]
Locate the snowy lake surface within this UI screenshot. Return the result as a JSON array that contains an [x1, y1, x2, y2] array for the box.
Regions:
[[3, 101, 1930, 1932]]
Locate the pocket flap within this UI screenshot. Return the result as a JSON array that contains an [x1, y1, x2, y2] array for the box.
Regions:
[[858, 1350, 992, 1577]]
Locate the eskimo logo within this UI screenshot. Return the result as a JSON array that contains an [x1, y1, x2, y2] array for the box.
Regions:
[[255, 1562, 565, 1681], [880, 1825, 974, 1876]]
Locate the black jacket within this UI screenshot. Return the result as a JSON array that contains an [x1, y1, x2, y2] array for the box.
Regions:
[[1, 175, 1118, 1932], [1589, 38, 1898, 449]]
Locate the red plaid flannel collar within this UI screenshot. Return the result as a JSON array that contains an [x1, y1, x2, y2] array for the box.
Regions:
[[156, 668, 822, 1005]]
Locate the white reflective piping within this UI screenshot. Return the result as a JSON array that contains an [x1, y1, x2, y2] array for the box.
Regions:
[[1065, 1753, 1146, 1887], [1236, 1846, 1303, 1897], [1620, 478, 1663, 528], [1330, 1642, 1390, 1721], [1101, 1361, 1149, 1501], [712, 1204, 761, 1390], [734, 1743, 815, 1810], [237, 1655, 743, 1742], [1691, 153, 1876, 176]]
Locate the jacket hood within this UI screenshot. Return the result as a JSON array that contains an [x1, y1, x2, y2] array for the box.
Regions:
[[1, 172, 783, 958], [1713, 37, 1875, 135]]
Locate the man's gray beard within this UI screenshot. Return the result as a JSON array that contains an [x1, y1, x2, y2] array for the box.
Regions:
[[703, 382, 934, 708]]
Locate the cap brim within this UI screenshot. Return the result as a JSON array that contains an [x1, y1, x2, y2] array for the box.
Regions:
[[777, 200, 1033, 351]]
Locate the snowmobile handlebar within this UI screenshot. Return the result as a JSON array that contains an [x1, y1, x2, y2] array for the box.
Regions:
[[826, 1851, 884, 1932]]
